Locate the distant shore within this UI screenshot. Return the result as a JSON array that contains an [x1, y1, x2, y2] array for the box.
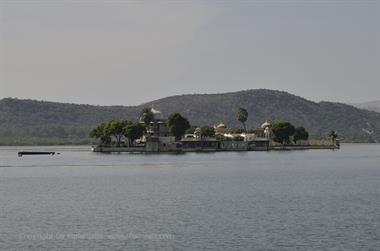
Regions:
[[92, 145, 339, 153], [2, 142, 379, 149]]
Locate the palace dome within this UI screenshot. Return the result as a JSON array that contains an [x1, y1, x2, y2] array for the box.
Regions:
[[150, 107, 163, 120], [216, 122, 226, 129], [260, 121, 271, 129], [151, 107, 161, 115]]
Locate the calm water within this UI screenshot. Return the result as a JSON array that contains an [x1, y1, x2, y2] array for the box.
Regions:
[[1, 144, 379, 250]]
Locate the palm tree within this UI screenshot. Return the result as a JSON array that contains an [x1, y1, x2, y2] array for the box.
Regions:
[[237, 107, 248, 132], [328, 130, 338, 142]]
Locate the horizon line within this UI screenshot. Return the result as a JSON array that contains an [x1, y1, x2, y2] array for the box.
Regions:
[[1, 88, 379, 107]]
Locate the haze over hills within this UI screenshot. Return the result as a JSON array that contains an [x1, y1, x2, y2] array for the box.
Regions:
[[1, 89, 380, 145], [349, 100, 380, 113]]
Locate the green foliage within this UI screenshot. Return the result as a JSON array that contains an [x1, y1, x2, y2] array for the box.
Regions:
[[89, 123, 106, 139], [166, 113, 191, 140], [237, 107, 248, 132], [293, 126, 309, 143], [90, 120, 146, 146], [328, 130, 338, 140], [105, 119, 130, 146], [215, 134, 232, 141], [230, 127, 243, 134], [233, 135, 245, 141], [271, 121, 295, 144], [186, 125, 198, 134], [140, 107, 155, 126], [200, 125, 215, 138], [89, 123, 111, 146], [124, 122, 145, 145]]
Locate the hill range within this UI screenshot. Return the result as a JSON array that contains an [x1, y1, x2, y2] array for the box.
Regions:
[[1, 89, 379, 145]]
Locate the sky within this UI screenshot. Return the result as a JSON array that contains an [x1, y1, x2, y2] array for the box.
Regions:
[[0, 0, 379, 105]]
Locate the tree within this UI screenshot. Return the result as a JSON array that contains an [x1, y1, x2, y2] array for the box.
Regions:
[[328, 130, 338, 141], [271, 121, 295, 144], [215, 134, 232, 141], [105, 119, 130, 147], [293, 126, 309, 143], [237, 107, 248, 132], [124, 122, 145, 146], [230, 127, 243, 134], [201, 125, 215, 138], [166, 113, 191, 140], [90, 123, 111, 146], [186, 125, 198, 134], [90, 123, 104, 139], [233, 135, 244, 141], [140, 107, 155, 126]]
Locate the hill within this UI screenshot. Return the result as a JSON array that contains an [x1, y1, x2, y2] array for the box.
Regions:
[[1, 89, 380, 145]]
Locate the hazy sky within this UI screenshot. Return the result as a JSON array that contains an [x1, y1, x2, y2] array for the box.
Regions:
[[0, 0, 379, 105]]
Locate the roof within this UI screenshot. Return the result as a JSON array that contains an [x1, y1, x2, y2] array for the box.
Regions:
[[252, 137, 270, 142], [260, 121, 271, 129], [181, 138, 218, 142]]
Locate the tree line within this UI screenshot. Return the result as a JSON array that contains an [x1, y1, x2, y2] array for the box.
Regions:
[[90, 109, 193, 146], [237, 107, 338, 144], [90, 107, 336, 146], [90, 120, 145, 147]]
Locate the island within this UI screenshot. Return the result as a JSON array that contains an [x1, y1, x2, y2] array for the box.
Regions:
[[90, 107, 339, 153]]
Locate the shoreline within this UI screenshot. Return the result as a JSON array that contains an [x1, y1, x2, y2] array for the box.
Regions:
[[91, 144, 339, 153], [0, 142, 377, 147], [2, 141, 378, 147]]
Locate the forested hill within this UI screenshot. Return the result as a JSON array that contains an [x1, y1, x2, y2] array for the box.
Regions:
[[1, 89, 380, 145], [0, 98, 140, 145]]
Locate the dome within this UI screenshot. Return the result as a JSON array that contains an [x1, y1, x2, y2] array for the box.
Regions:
[[216, 122, 226, 129], [194, 127, 202, 138], [150, 107, 161, 115], [260, 121, 271, 129], [150, 107, 163, 120]]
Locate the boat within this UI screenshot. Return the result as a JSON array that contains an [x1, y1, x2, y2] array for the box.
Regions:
[[18, 151, 57, 157]]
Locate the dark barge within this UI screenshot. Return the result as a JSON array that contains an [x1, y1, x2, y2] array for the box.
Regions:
[[18, 151, 56, 157]]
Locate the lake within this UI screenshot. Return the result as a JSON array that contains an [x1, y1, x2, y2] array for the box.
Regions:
[[1, 144, 379, 250]]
